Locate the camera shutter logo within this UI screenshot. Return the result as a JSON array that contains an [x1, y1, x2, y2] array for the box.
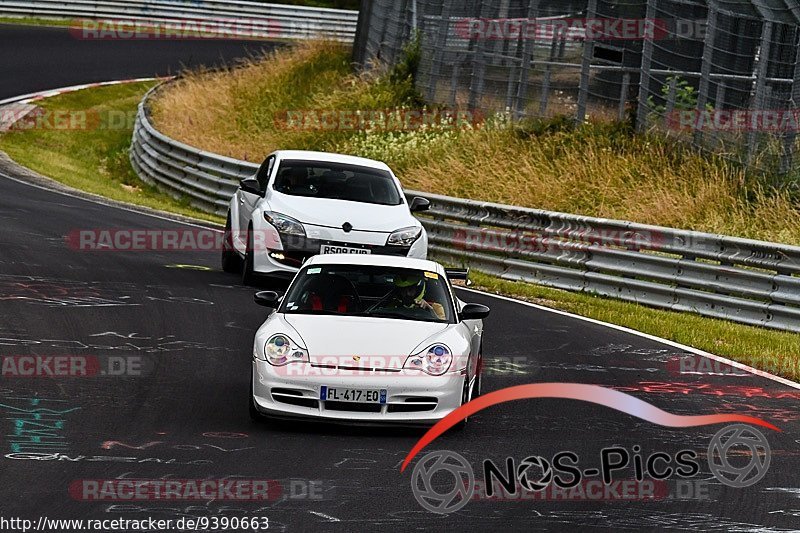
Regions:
[[708, 424, 771, 488], [517, 455, 553, 492], [410, 450, 474, 514]]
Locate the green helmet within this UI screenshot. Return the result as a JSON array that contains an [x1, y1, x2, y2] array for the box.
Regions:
[[394, 273, 426, 302]]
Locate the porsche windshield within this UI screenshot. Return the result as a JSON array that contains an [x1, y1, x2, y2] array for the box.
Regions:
[[272, 160, 403, 206], [280, 265, 455, 323]]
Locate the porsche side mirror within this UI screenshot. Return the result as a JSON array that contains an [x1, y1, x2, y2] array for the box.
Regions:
[[409, 196, 430, 212], [460, 303, 490, 320], [240, 178, 262, 196], [254, 291, 280, 308]]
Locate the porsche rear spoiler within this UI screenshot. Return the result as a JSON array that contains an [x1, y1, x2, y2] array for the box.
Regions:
[[445, 268, 472, 286]]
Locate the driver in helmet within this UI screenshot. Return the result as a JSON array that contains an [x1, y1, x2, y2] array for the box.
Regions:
[[387, 273, 446, 320]]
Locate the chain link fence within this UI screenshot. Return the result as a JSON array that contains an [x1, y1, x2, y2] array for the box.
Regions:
[[352, 0, 800, 180]]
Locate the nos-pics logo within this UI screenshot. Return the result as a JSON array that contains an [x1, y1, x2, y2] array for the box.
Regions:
[[410, 424, 771, 514]]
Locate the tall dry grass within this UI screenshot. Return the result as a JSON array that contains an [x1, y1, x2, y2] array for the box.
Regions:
[[152, 40, 800, 244]]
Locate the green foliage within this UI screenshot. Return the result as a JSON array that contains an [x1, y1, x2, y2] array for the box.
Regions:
[[647, 75, 714, 114]]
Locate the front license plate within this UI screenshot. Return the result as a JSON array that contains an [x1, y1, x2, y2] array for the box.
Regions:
[[320, 244, 371, 255], [321, 386, 386, 404]]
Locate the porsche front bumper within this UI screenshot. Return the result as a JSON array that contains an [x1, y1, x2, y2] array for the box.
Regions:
[[251, 359, 465, 424]]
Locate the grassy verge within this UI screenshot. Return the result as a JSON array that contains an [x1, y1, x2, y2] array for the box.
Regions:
[[0, 17, 74, 28], [153, 40, 800, 245], [0, 81, 223, 223]]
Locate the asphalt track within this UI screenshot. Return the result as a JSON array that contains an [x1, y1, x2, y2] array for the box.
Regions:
[[0, 24, 799, 532]]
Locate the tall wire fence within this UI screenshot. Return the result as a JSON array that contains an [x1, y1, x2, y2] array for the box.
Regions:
[[352, 0, 800, 180]]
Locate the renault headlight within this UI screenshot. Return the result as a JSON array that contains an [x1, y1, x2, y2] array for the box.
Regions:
[[264, 212, 306, 237], [387, 226, 421, 246], [259, 334, 309, 366], [404, 344, 452, 376]]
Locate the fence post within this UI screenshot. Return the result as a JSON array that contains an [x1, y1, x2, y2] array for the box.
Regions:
[[663, 76, 678, 122], [780, 29, 800, 176], [352, 0, 374, 67], [514, 0, 539, 119], [636, 0, 657, 132], [450, 60, 460, 107], [468, 0, 489, 111], [746, 20, 773, 167], [693, 1, 717, 146], [618, 72, 631, 121], [427, 0, 452, 103], [575, 0, 597, 124], [539, 32, 559, 116]]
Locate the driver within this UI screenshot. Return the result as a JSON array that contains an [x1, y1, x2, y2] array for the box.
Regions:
[[277, 166, 308, 194], [387, 273, 446, 320]]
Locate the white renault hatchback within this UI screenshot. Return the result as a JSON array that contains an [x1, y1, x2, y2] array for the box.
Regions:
[[222, 150, 430, 284]]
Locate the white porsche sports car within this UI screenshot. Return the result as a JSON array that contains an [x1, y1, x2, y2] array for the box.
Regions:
[[249, 254, 490, 425], [223, 150, 430, 284]]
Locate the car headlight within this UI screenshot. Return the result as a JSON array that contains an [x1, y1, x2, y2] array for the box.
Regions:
[[264, 211, 306, 237], [387, 226, 422, 246], [404, 344, 452, 376], [259, 334, 309, 366]]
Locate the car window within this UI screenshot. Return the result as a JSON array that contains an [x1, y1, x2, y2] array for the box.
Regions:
[[272, 160, 402, 206], [280, 265, 454, 323]]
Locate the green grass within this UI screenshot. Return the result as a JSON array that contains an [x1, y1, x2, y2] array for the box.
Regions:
[[0, 81, 223, 224], [0, 17, 74, 28]]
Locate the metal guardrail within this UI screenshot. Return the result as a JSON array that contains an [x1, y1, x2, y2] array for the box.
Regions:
[[0, 0, 357, 41], [130, 87, 800, 333]]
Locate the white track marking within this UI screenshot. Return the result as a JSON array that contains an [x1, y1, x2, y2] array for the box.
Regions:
[[458, 287, 800, 390], [307, 511, 341, 522]]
